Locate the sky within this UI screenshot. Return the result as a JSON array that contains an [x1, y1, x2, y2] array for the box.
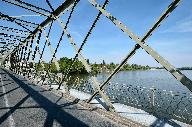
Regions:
[[0, 0, 192, 67]]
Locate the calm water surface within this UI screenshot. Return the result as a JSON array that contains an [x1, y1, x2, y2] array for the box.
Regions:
[[70, 70, 192, 123], [95, 70, 192, 93]]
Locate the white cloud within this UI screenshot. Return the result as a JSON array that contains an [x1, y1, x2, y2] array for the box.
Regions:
[[162, 20, 192, 33], [70, 31, 83, 39]]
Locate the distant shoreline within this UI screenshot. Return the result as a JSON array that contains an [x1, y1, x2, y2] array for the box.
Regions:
[[177, 68, 192, 70], [151, 68, 192, 70]]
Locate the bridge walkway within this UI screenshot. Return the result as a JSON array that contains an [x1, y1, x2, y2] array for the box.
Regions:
[[0, 68, 130, 127]]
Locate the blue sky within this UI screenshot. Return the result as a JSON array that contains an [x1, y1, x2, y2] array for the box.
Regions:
[[0, 0, 192, 67]]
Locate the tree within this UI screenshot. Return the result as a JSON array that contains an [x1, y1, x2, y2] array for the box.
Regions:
[[102, 60, 106, 65], [50, 63, 58, 73], [87, 59, 90, 64], [59, 57, 87, 74]]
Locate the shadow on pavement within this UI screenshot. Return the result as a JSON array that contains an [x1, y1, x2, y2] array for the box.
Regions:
[[0, 69, 89, 127]]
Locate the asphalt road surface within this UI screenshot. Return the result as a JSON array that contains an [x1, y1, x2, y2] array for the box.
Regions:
[[0, 68, 125, 127]]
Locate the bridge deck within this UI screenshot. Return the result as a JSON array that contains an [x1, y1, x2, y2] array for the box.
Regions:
[[0, 68, 128, 127]]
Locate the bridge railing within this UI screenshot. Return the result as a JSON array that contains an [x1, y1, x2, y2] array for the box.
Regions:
[[64, 77, 192, 124]]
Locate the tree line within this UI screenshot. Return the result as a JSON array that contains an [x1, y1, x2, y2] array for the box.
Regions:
[[35, 57, 151, 74]]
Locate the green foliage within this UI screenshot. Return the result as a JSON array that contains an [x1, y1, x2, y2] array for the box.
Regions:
[[35, 57, 151, 75], [122, 64, 150, 71], [91, 63, 101, 74], [35, 63, 43, 71], [59, 57, 87, 74], [50, 63, 58, 73]]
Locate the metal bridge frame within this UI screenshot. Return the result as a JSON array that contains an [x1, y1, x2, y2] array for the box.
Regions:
[[0, 0, 191, 113]]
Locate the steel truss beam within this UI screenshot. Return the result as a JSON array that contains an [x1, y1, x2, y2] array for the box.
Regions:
[[1, 0, 51, 17], [59, 0, 109, 87], [0, 26, 30, 35], [44, 0, 117, 111], [1, 0, 191, 116], [9, 0, 78, 57], [6, 0, 78, 80], [46, 0, 79, 85], [57, 17, 115, 111], [0, 35, 23, 43], [87, 0, 183, 102], [0, 12, 38, 26], [0, 12, 34, 32], [0, 37, 18, 42], [87, 0, 192, 94], [0, 33, 26, 39]]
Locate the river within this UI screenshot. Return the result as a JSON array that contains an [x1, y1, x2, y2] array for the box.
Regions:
[[71, 69, 192, 93], [68, 70, 192, 123], [96, 69, 192, 93]]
